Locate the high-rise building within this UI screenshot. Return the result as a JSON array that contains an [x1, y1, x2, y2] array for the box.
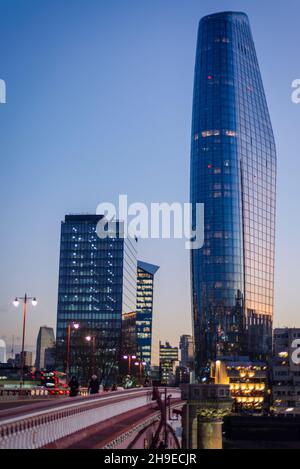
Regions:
[[136, 261, 160, 370], [35, 326, 55, 371], [0, 340, 6, 363], [56, 215, 137, 384], [179, 335, 194, 368], [190, 12, 277, 377], [160, 341, 178, 385]]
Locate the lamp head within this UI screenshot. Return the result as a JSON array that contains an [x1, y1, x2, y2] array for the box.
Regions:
[[31, 298, 38, 307], [13, 298, 20, 307]]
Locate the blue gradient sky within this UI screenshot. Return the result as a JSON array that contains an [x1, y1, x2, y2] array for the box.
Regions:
[[0, 0, 299, 353]]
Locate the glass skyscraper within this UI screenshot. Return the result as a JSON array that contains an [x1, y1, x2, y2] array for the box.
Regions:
[[136, 261, 159, 370], [190, 12, 277, 377], [56, 215, 137, 384]]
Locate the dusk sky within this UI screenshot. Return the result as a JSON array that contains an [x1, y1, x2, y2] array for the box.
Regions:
[[0, 0, 299, 354]]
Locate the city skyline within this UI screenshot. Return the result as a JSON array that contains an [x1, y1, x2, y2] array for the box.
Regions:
[[0, 0, 300, 350]]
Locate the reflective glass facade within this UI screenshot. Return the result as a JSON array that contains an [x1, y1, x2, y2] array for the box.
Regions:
[[56, 215, 137, 384], [190, 12, 276, 377], [136, 261, 159, 370]]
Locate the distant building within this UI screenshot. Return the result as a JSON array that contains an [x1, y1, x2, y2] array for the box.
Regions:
[[211, 358, 268, 413], [0, 363, 20, 381], [44, 347, 56, 370], [272, 328, 300, 414], [160, 341, 178, 385], [15, 351, 33, 368], [6, 358, 15, 366], [175, 365, 190, 386], [179, 335, 194, 368], [0, 340, 6, 363], [35, 326, 55, 371], [136, 261, 160, 370]]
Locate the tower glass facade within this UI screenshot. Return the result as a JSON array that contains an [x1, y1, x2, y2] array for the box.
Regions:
[[136, 261, 159, 370], [56, 215, 137, 384], [190, 12, 276, 377]]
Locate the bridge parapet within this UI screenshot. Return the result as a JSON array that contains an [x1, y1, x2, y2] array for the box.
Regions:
[[0, 388, 181, 449]]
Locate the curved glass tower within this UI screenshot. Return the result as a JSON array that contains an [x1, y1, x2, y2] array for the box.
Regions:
[[190, 12, 276, 377]]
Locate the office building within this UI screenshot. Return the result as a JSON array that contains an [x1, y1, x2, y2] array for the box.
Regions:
[[56, 215, 137, 384], [211, 358, 268, 413], [160, 341, 178, 385], [136, 261, 160, 370], [190, 12, 277, 377]]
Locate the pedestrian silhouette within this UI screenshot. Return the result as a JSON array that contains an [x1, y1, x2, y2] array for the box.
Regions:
[[88, 375, 100, 395], [68, 376, 79, 397]]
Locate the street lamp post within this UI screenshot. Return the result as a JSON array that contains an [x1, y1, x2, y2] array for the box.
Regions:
[[164, 387, 168, 448], [134, 360, 147, 386], [13, 294, 37, 386], [85, 335, 96, 374], [123, 354, 136, 375], [66, 321, 80, 381]]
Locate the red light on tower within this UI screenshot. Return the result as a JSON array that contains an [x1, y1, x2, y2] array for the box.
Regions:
[[208, 75, 213, 80], [207, 164, 212, 169]]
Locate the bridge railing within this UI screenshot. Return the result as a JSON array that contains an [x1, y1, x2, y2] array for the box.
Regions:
[[0, 387, 181, 449]]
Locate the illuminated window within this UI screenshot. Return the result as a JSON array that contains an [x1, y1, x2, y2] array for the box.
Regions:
[[202, 130, 220, 138], [225, 130, 236, 137]]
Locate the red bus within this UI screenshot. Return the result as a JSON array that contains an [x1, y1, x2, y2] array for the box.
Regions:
[[40, 371, 69, 396]]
